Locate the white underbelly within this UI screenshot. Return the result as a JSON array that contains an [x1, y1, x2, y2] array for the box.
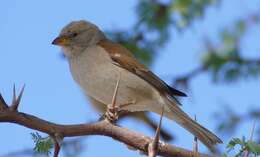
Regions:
[[69, 45, 160, 111]]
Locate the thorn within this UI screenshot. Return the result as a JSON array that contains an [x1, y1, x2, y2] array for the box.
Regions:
[[155, 106, 164, 144], [0, 94, 5, 105], [0, 93, 8, 110], [111, 73, 121, 109], [53, 133, 63, 157], [245, 121, 256, 157], [148, 106, 164, 157], [249, 121, 256, 141], [105, 73, 121, 123], [16, 84, 25, 106], [53, 142, 61, 157], [10, 84, 25, 111], [193, 115, 198, 156], [11, 84, 16, 106]]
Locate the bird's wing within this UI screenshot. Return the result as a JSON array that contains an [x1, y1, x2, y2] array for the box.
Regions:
[[98, 40, 187, 101]]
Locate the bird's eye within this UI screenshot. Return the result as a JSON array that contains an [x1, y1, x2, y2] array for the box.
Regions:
[[72, 32, 78, 37]]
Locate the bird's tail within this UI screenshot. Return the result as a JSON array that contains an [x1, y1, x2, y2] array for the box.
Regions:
[[162, 97, 222, 152]]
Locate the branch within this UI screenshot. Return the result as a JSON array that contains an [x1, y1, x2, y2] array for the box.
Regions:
[[0, 90, 211, 157]]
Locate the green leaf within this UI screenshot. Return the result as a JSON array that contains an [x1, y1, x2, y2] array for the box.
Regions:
[[227, 138, 244, 150], [31, 132, 54, 156], [247, 141, 260, 155]]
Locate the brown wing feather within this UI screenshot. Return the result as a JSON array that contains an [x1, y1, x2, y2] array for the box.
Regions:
[[98, 40, 223, 150], [98, 40, 186, 101]]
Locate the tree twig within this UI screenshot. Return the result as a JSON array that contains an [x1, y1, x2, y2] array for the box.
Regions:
[[0, 89, 211, 157]]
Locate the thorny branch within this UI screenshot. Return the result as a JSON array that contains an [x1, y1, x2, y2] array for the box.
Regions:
[[148, 106, 164, 157], [0, 86, 211, 157]]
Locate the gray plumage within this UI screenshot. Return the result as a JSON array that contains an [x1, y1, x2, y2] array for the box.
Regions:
[[52, 20, 222, 151]]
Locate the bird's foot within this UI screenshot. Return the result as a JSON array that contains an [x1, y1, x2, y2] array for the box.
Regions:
[[105, 104, 119, 123]]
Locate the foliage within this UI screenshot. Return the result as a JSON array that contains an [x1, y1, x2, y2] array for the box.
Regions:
[[222, 137, 260, 157], [202, 15, 260, 83], [170, 0, 219, 28], [31, 132, 54, 156], [107, 0, 219, 65]]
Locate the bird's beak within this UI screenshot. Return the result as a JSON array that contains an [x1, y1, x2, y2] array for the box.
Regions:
[[52, 36, 70, 46]]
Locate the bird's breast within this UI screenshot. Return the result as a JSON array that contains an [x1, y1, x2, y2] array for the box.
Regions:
[[69, 45, 158, 110]]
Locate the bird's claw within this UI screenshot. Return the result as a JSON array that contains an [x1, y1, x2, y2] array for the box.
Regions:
[[105, 104, 119, 123]]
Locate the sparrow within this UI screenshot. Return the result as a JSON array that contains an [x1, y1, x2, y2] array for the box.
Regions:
[[52, 20, 222, 151]]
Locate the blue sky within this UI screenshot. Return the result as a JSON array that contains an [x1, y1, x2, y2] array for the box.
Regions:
[[1, 0, 260, 156]]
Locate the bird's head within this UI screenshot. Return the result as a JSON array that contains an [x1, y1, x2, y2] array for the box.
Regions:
[[52, 20, 105, 58]]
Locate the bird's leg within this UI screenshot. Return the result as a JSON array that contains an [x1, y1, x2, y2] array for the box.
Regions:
[[105, 73, 121, 123], [106, 104, 119, 123]]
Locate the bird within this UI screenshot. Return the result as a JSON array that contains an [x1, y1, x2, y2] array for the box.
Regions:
[[52, 20, 222, 151]]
